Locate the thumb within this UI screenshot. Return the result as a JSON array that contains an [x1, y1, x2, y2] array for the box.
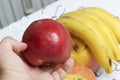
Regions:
[[0, 36, 27, 54]]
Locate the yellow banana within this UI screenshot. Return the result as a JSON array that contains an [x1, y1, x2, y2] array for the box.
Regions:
[[71, 34, 91, 65], [60, 12, 114, 61], [71, 34, 87, 55], [76, 11, 120, 61], [57, 16, 112, 73], [64, 74, 87, 80], [78, 7, 120, 43], [71, 34, 100, 72]]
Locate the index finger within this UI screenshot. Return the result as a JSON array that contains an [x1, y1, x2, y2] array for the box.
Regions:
[[62, 58, 74, 73]]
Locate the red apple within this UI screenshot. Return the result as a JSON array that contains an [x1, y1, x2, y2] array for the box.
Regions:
[[22, 19, 72, 67]]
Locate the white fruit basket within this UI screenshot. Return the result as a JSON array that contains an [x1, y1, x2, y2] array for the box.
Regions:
[[0, 0, 120, 80]]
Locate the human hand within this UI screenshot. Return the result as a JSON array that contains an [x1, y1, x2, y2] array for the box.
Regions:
[[0, 36, 74, 80]]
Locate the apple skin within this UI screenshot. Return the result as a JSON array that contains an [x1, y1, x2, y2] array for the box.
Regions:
[[22, 19, 72, 66], [69, 62, 96, 80]]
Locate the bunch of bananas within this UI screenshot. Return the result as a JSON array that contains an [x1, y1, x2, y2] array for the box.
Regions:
[[57, 7, 120, 75]]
